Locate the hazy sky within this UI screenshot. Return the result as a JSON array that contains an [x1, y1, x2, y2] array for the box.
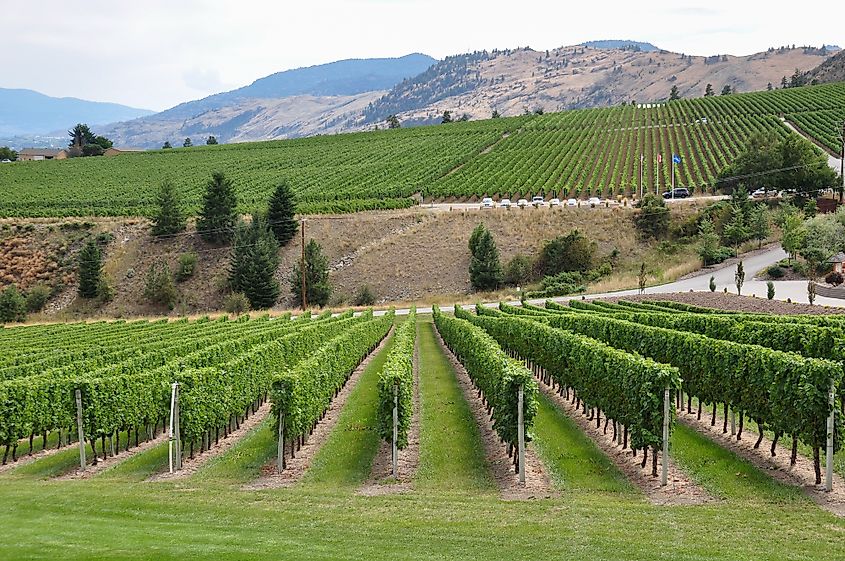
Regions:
[[2, 0, 842, 111]]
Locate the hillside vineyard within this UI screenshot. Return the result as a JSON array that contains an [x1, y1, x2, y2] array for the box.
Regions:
[[1, 82, 844, 218]]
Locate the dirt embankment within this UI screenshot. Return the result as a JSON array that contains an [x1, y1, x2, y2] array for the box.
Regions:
[[615, 292, 845, 315]]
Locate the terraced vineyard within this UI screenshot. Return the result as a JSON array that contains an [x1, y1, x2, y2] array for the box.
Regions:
[[1, 82, 844, 218]]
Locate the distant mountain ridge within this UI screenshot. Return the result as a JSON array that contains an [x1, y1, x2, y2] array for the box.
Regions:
[[582, 40, 659, 52], [0, 88, 153, 136]]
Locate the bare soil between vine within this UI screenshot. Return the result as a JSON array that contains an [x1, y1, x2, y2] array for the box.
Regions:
[[359, 326, 422, 496], [148, 400, 272, 481], [536, 375, 714, 505], [1, 436, 77, 475], [678, 408, 845, 516], [246, 329, 393, 490], [434, 329, 556, 500]]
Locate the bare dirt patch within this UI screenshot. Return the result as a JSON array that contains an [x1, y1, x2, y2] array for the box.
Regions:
[[678, 409, 845, 516], [359, 326, 422, 496], [536, 374, 714, 505], [617, 292, 845, 315], [149, 400, 272, 481], [246, 330, 393, 489], [433, 329, 555, 500]]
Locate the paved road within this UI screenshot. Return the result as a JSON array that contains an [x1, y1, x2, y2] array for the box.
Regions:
[[420, 195, 726, 213], [365, 245, 845, 317]]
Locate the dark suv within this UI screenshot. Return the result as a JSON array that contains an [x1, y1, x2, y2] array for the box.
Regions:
[[662, 188, 690, 199]]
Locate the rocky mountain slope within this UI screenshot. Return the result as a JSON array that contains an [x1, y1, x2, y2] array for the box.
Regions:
[[102, 44, 836, 147], [805, 48, 845, 84]]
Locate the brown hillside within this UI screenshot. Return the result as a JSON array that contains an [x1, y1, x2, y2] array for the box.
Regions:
[[2, 205, 708, 320], [806, 49, 845, 84]]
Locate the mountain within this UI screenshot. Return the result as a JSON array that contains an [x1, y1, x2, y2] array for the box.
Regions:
[[103, 54, 435, 147], [353, 45, 833, 128], [582, 40, 659, 52], [0, 88, 153, 136], [805, 48, 845, 84]]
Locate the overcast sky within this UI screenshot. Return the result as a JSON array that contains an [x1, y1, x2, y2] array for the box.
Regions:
[[2, 0, 842, 111]]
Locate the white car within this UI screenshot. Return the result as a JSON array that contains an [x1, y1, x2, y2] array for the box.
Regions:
[[0, 159, 11, 163], [566, 198, 578, 207], [588, 197, 602, 207], [517, 198, 529, 208], [499, 198, 512, 208], [531, 196, 545, 207], [550, 198, 561, 207], [480, 197, 495, 209]]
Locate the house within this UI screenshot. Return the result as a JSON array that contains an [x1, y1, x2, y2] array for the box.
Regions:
[[827, 252, 845, 274], [103, 147, 145, 157], [17, 148, 68, 161]]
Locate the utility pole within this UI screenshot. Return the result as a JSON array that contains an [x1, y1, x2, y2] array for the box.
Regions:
[[300, 218, 307, 311]]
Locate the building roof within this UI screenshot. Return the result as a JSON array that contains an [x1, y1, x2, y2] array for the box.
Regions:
[[18, 148, 64, 156], [827, 252, 845, 263]]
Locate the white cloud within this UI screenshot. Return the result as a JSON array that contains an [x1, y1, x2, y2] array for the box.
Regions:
[[0, 0, 841, 110]]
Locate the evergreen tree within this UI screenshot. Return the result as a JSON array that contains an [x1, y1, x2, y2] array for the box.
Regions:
[[206, 135, 218, 145], [197, 171, 238, 245], [491, 109, 501, 118], [698, 217, 721, 265], [289, 239, 331, 307], [441, 110, 453, 124], [77, 240, 103, 298], [704, 83, 714, 96], [386, 115, 401, 129], [469, 229, 503, 291], [0, 285, 27, 323], [151, 180, 186, 237], [781, 75, 789, 89], [722, 204, 749, 248], [721, 85, 732, 95], [229, 215, 281, 310], [162, 141, 173, 149], [267, 180, 298, 245], [735, 261, 745, 295], [669, 85, 680, 100], [638, 263, 647, 294], [183, 137, 193, 147], [469, 223, 487, 255], [767, 82, 773, 91]]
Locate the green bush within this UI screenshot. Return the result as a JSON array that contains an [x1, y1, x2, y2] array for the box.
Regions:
[[176, 252, 198, 282], [0, 285, 27, 323], [767, 281, 775, 300], [538, 230, 595, 275], [25, 284, 51, 312], [503, 254, 534, 286], [223, 292, 250, 315], [144, 261, 177, 309], [354, 285, 377, 306], [634, 194, 669, 238], [767, 265, 785, 279]]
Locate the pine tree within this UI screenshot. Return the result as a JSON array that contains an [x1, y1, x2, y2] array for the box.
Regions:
[[722, 204, 749, 248], [229, 216, 281, 310], [197, 171, 238, 245], [721, 85, 732, 95], [748, 204, 770, 248], [267, 180, 298, 245], [669, 85, 680, 100], [77, 240, 103, 298], [638, 263, 647, 294], [469, 229, 503, 291], [183, 137, 193, 147], [469, 223, 487, 255], [735, 260, 745, 295], [441, 110, 453, 124], [151, 180, 186, 236], [704, 83, 714, 96], [698, 217, 721, 266], [162, 141, 173, 149], [491, 109, 501, 119], [206, 136, 218, 145], [289, 239, 331, 307]]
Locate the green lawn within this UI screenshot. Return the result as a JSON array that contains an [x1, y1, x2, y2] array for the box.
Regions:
[[414, 320, 494, 491]]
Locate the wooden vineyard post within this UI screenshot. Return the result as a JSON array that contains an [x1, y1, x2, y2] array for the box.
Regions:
[[661, 387, 670, 487], [74, 389, 86, 471], [518, 385, 525, 485], [826, 379, 836, 492], [277, 410, 285, 473], [169, 382, 181, 473], [392, 384, 399, 478]]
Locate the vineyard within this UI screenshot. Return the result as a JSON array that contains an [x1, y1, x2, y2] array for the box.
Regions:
[[2, 301, 845, 559], [1, 82, 845, 217]]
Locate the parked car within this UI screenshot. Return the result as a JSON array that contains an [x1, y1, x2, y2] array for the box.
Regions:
[[531, 196, 545, 207], [662, 187, 690, 199], [517, 198, 529, 208], [588, 197, 602, 207], [566, 198, 578, 207], [500, 198, 512, 208], [752, 188, 778, 199], [550, 198, 561, 207], [0, 159, 11, 163], [480, 197, 495, 209]]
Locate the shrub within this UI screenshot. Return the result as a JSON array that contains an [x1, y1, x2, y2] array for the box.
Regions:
[[538, 230, 595, 275], [0, 285, 27, 323], [176, 252, 198, 282], [767, 265, 785, 278], [97, 277, 114, 303], [709, 276, 716, 292], [354, 285, 377, 306], [634, 194, 669, 238], [224, 292, 250, 315], [144, 261, 177, 308], [825, 271, 844, 286], [25, 284, 51, 312], [503, 254, 534, 286], [767, 281, 775, 300]]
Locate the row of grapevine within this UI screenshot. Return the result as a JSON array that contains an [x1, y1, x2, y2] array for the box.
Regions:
[[460, 306, 680, 452], [432, 306, 537, 449], [271, 312, 394, 457], [376, 310, 416, 449], [492, 303, 842, 463]]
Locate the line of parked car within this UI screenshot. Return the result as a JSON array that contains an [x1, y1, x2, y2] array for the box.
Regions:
[[480, 196, 610, 209]]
